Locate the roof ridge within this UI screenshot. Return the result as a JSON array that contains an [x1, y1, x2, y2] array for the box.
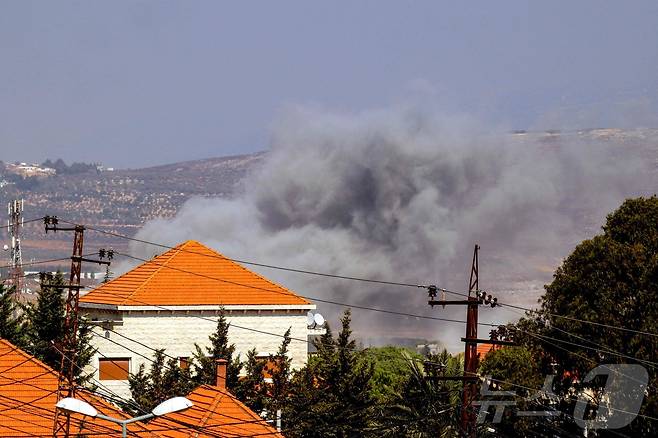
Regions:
[[81, 240, 310, 307], [191, 242, 307, 302], [122, 244, 186, 306]]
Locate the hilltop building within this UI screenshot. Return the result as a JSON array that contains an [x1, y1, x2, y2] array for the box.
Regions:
[[80, 240, 319, 399]]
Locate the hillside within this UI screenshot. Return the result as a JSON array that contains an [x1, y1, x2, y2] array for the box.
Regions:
[[2, 127, 658, 277], [0, 153, 265, 267]]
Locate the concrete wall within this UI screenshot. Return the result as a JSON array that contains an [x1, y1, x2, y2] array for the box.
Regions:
[[84, 308, 312, 400]]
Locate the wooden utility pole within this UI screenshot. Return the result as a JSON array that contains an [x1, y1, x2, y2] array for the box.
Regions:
[[45, 217, 110, 437], [461, 245, 480, 438], [428, 245, 513, 438]]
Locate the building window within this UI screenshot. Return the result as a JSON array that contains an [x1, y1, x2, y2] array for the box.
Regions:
[[99, 358, 130, 380]]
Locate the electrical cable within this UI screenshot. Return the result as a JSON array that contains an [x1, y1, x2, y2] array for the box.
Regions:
[[0, 217, 45, 231], [52, 338, 280, 438], [108, 251, 658, 369], [59, 219, 427, 289], [61, 217, 658, 339], [113, 250, 497, 328]]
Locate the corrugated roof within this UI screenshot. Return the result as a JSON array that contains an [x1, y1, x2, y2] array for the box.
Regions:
[[80, 240, 310, 307], [148, 384, 284, 438], [0, 339, 155, 437]]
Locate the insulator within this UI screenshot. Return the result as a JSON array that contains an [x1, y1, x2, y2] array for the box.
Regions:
[[486, 294, 492, 304], [491, 297, 498, 308], [427, 285, 438, 298]]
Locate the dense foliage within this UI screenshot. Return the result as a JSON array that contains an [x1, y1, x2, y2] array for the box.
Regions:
[[0, 284, 23, 344], [484, 196, 658, 436], [0, 273, 96, 385], [21, 195, 649, 437], [191, 308, 242, 390]]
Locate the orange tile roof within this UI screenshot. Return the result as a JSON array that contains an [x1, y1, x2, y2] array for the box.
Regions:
[[0, 339, 156, 437], [147, 384, 284, 438], [80, 240, 310, 307], [477, 343, 502, 359]]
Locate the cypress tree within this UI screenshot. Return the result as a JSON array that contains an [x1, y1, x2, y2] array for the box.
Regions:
[[24, 272, 96, 384], [25, 272, 65, 369], [235, 348, 268, 412], [126, 349, 196, 417], [192, 307, 242, 389], [266, 327, 292, 420], [0, 283, 24, 345], [284, 310, 376, 437]]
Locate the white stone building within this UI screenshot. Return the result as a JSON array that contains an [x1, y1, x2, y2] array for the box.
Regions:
[[80, 240, 319, 399]]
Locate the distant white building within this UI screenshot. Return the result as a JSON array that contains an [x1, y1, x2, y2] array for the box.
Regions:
[[6, 162, 55, 177], [80, 240, 319, 399]]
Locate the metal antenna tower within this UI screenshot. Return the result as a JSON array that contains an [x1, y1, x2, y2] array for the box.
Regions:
[[7, 199, 24, 292]]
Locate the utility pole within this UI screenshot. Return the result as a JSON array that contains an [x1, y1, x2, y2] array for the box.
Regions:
[[7, 199, 24, 292], [45, 216, 111, 437], [428, 245, 514, 438]]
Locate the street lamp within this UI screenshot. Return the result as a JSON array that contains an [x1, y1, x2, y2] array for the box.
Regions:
[[56, 396, 193, 438]]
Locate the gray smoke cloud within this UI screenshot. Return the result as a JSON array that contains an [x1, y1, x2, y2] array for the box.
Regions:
[[130, 104, 656, 350]]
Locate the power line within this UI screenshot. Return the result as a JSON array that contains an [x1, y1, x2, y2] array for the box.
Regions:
[[62, 217, 658, 339], [58, 218, 429, 289], [91, 321, 658, 437], [110, 251, 658, 369], [502, 306, 658, 368], [112, 250, 496, 328], [50, 338, 281, 438], [0, 217, 44, 232], [0, 255, 93, 271]]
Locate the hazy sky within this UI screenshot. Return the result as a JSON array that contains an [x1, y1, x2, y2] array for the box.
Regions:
[[1, 1, 657, 168]]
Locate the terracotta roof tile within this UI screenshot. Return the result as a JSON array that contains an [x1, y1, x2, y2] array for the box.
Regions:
[[476, 343, 502, 359], [148, 384, 284, 437], [80, 240, 310, 307], [0, 339, 156, 437]]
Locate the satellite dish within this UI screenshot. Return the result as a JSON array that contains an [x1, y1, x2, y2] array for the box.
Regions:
[[313, 313, 325, 327], [306, 311, 315, 326]]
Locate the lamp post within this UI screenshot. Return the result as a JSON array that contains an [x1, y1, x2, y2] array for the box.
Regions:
[[56, 396, 193, 438]]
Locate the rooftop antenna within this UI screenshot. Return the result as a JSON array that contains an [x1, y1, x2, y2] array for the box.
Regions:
[[7, 199, 24, 292]]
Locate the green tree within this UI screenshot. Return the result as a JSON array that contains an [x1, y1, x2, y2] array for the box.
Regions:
[[361, 346, 423, 403], [235, 348, 268, 413], [512, 196, 658, 436], [0, 283, 24, 345], [376, 349, 462, 437], [25, 273, 65, 369], [478, 347, 546, 436], [192, 308, 242, 390], [266, 327, 293, 420], [125, 349, 196, 417], [24, 272, 96, 385], [285, 310, 376, 437]]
